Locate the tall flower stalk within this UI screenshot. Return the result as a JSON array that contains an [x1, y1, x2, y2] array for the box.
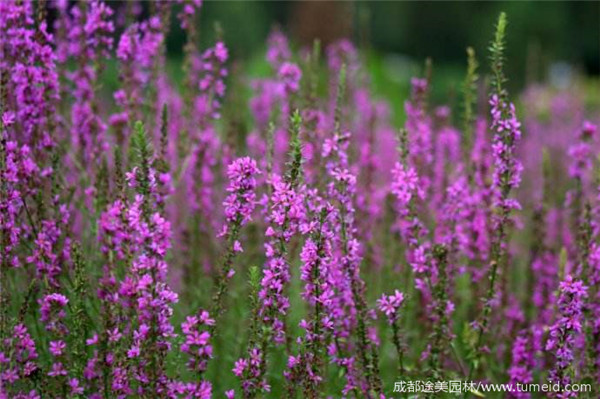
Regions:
[[377, 289, 406, 377], [467, 12, 523, 380], [234, 111, 305, 398], [211, 157, 260, 324], [324, 66, 382, 397], [546, 276, 587, 396], [427, 244, 453, 380], [287, 203, 335, 398]]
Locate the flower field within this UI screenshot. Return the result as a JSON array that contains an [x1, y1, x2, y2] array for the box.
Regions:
[[1, 1, 599, 398]]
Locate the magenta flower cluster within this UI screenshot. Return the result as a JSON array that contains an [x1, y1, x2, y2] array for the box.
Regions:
[[2, 3, 600, 399]]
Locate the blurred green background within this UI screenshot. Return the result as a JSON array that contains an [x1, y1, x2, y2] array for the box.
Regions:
[[173, 1, 599, 82], [173, 2, 599, 65], [159, 1, 599, 124], [162, 1, 600, 113], [88, 1, 599, 125]]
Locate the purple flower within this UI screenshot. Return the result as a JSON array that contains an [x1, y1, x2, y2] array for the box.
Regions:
[[278, 62, 302, 93], [489, 94, 523, 204], [222, 157, 260, 231], [0, 1, 59, 149], [568, 121, 597, 179], [232, 358, 248, 378], [0, 141, 42, 269], [69, 378, 84, 395], [546, 275, 587, 394], [266, 28, 291, 69], [177, 0, 202, 29], [579, 120, 596, 140], [39, 294, 69, 332], [327, 39, 358, 75], [232, 349, 270, 395], [48, 362, 68, 377], [66, 1, 114, 171], [404, 77, 434, 168], [49, 341, 66, 357], [181, 310, 215, 374], [0, 324, 38, 387], [214, 41, 228, 63], [377, 290, 404, 324], [258, 177, 306, 344], [508, 332, 534, 398], [195, 41, 229, 120], [391, 162, 425, 215]]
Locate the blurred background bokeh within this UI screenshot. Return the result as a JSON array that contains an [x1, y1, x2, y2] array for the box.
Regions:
[[176, 1, 599, 72], [177, 2, 599, 80], [54, 1, 598, 125], [162, 1, 600, 114]]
